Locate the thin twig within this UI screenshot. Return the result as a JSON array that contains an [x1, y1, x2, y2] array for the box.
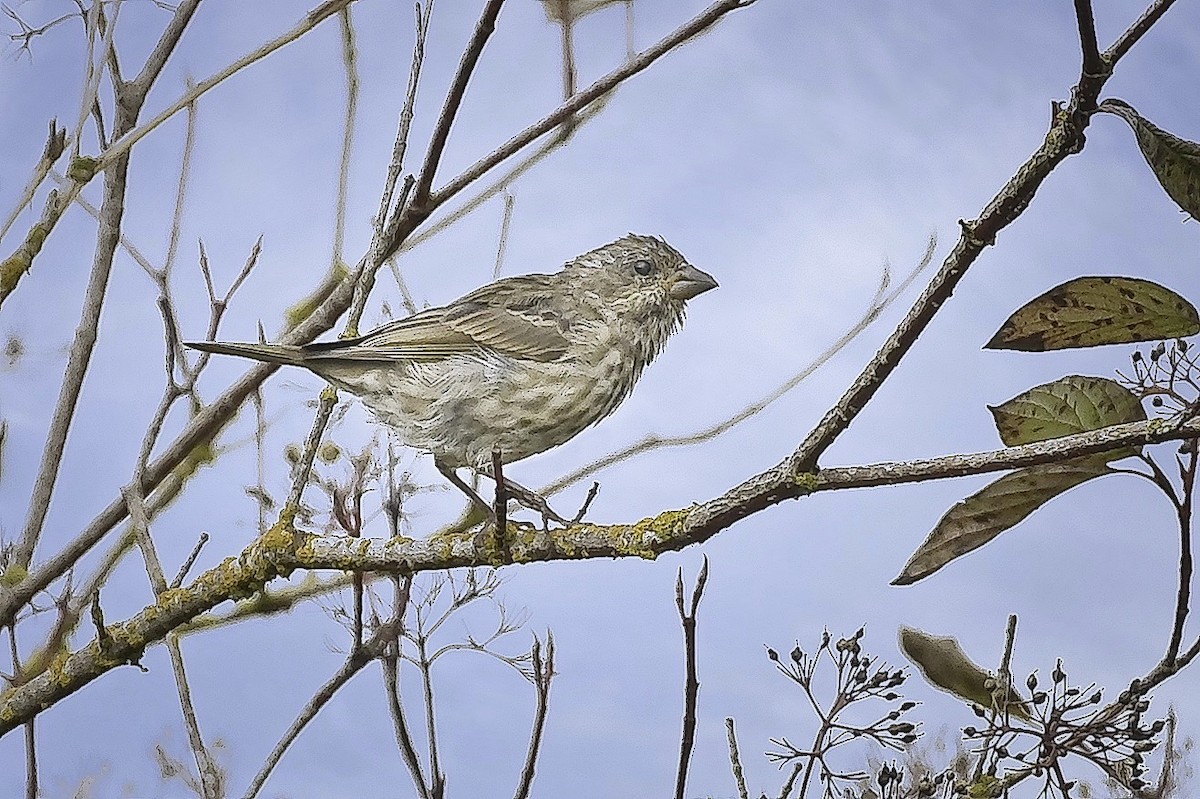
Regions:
[[513, 633, 555, 799], [285, 387, 339, 510], [332, 5, 358, 269], [1072, 0, 1102, 77], [726, 717, 750, 799], [172, 533, 210, 590], [397, 98, 604, 255], [999, 614, 1018, 678], [410, 0, 506, 210], [0, 119, 68, 245], [382, 576, 429, 798], [1104, 0, 1177, 64], [95, 0, 348, 174], [7, 625, 37, 799], [492, 448, 509, 558], [1166, 440, 1196, 663], [493, 191, 515, 278], [426, 0, 755, 213], [125, 478, 223, 797], [416, 632, 446, 796], [556, 2, 577, 101], [242, 621, 396, 799], [376, 1, 432, 235], [674, 557, 709, 799]]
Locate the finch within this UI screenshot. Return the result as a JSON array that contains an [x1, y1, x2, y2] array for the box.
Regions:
[[187, 234, 717, 518]]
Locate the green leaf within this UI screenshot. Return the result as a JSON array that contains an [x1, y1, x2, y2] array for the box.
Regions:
[[893, 459, 1111, 585], [898, 626, 1029, 719], [985, 276, 1200, 352], [1099, 98, 1200, 221], [988, 375, 1146, 447]]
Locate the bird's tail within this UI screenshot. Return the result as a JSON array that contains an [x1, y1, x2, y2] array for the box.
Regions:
[[185, 340, 308, 366]]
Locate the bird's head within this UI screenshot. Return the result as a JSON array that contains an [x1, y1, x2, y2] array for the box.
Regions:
[[564, 234, 718, 339]]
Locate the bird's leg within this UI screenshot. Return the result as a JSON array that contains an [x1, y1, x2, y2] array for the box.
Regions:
[[498, 476, 570, 527], [436, 459, 495, 520], [439, 458, 573, 529]]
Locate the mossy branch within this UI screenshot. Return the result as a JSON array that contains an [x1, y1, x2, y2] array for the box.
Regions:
[[5, 412, 1200, 734]]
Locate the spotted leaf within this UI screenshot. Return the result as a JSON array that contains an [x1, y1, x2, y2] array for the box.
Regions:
[[988, 375, 1145, 448], [986, 276, 1199, 352], [893, 458, 1112, 585], [1099, 98, 1200, 221]]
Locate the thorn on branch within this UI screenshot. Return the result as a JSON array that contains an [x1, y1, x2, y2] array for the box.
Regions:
[[170, 532, 209, 589], [90, 591, 146, 672], [42, 119, 67, 163], [957, 218, 993, 248], [571, 481, 600, 524]]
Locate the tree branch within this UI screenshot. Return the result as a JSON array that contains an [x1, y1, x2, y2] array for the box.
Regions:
[[1072, 0, 1102, 78], [7, 412, 1200, 733], [1104, 0, 1177, 65], [674, 558, 709, 799], [409, 0, 506, 212]]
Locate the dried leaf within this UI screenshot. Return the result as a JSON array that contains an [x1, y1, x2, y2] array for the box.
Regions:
[[985, 276, 1199, 352], [1099, 98, 1200, 221], [893, 459, 1111, 585], [989, 375, 1145, 447], [899, 626, 1028, 718]]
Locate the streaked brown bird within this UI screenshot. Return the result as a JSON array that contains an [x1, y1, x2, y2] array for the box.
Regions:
[[187, 234, 717, 520]]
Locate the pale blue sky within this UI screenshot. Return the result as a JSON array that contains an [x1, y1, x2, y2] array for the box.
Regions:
[[3, 1, 1200, 797]]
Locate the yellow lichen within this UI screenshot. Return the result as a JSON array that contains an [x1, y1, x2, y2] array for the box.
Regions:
[[67, 155, 100, 183], [793, 470, 820, 494], [1, 563, 28, 587], [284, 262, 350, 331]]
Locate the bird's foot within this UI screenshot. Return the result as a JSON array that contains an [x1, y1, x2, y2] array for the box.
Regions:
[[501, 478, 569, 529]]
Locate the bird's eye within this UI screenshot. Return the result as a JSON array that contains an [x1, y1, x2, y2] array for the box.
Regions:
[[633, 259, 654, 276]]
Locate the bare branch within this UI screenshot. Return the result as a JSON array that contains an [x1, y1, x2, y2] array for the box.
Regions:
[[1104, 0, 1178, 65], [425, 0, 755, 213], [409, 0, 506, 211], [1072, 0, 1102, 78], [96, 0, 352, 173], [171, 533, 210, 590], [493, 192, 515, 278], [1166, 440, 1196, 663], [128, 0, 201, 99], [332, 5, 358, 269], [375, 1, 432, 236], [513, 633, 554, 799], [0, 119, 68, 245], [674, 557, 709, 799], [726, 717, 750, 799], [243, 634, 379, 798], [382, 576, 429, 799]]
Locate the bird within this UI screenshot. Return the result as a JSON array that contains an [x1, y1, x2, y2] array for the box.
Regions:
[[186, 234, 717, 522]]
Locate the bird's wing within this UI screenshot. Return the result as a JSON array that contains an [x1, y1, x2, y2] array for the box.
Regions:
[[441, 274, 571, 361], [305, 274, 571, 363]]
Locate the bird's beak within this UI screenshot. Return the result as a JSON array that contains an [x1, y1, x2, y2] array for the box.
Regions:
[[669, 264, 719, 300]]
